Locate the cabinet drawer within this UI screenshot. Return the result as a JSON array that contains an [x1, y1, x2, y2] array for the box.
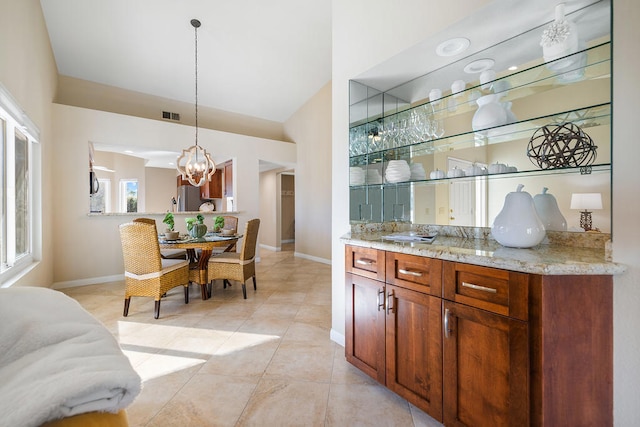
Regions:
[[345, 245, 385, 281], [443, 262, 528, 320], [385, 252, 442, 296]]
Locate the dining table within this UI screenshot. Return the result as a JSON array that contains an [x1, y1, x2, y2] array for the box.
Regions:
[[159, 233, 241, 300]]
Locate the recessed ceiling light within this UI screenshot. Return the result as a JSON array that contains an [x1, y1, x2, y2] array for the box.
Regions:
[[463, 58, 495, 74], [508, 65, 518, 71], [124, 150, 134, 154], [436, 37, 470, 57]]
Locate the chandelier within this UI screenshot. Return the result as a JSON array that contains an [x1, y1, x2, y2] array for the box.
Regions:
[[176, 18, 216, 187]]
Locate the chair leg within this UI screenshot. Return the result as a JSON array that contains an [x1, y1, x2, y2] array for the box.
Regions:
[[184, 285, 189, 304], [154, 300, 161, 319], [252, 276, 257, 291], [200, 284, 208, 300], [207, 281, 213, 299], [123, 297, 131, 317], [242, 282, 247, 299]]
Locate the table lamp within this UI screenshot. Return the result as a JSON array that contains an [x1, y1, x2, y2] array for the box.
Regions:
[[570, 193, 602, 231]]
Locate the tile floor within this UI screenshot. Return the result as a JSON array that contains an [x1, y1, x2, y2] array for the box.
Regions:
[[61, 246, 443, 427]]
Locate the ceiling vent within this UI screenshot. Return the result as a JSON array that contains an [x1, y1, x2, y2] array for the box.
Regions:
[[162, 111, 180, 121]]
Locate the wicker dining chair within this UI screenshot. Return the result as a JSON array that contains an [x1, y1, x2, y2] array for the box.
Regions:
[[221, 216, 238, 233], [119, 221, 190, 319], [210, 215, 239, 254], [207, 218, 260, 299], [133, 217, 186, 260]]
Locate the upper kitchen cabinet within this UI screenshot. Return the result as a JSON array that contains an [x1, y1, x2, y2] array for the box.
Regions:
[[349, 0, 611, 233]]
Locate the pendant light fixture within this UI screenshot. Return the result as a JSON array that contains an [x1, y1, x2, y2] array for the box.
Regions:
[[176, 18, 216, 187]]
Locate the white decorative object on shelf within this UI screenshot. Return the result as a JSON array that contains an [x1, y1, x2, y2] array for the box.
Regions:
[[429, 169, 446, 179], [365, 168, 383, 184], [480, 69, 497, 90], [349, 166, 365, 185], [488, 162, 508, 174], [472, 94, 509, 134], [447, 166, 465, 178], [533, 187, 567, 231], [541, 3, 579, 65], [451, 80, 466, 97], [465, 164, 487, 176], [429, 88, 442, 104], [491, 184, 546, 248], [409, 163, 427, 180], [385, 160, 411, 183]]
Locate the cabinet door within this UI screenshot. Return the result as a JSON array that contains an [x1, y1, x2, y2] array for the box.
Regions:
[[200, 169, 222, 199], [385, 284, 443, 421], [443, 301, 528, 427], [345, 273, 386, 384]]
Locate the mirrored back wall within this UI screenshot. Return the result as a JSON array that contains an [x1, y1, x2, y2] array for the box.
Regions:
[[348, 0, 611, 233]]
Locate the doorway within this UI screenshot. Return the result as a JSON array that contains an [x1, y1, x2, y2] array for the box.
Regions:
[[281, 174, 295, 251]]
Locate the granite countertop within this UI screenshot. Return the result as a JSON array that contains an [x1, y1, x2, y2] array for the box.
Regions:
[[341, 231, 626, 276]]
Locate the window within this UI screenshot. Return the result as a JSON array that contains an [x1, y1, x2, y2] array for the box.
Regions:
[[0, 82, 40, 284], [119, 179, 138, 213]]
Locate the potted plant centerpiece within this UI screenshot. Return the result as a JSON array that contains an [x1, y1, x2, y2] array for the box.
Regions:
[[162, 212, 180, 240], [213, 216, 225, 233], [186, 213, 207, 238]]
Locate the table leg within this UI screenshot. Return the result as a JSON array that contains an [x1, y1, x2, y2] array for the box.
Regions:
[[197, 249, 213, 299]]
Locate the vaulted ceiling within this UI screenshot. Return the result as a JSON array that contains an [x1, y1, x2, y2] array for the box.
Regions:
[[40, 0, 332, 123]]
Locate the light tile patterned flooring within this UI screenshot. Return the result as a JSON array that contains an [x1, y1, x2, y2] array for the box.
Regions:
[[62, 246, 442, 427]]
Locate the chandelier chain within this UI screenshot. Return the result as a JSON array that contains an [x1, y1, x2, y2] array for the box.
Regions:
[[194, 21, 199, 146]]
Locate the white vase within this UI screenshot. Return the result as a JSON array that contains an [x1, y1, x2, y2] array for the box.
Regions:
[[491, 184, 546, 248], [533, 187, 567, 231], [472, 94, 508, 134]]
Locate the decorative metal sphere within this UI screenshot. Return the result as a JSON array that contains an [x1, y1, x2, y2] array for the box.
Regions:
[[527, 122, 597, 170]]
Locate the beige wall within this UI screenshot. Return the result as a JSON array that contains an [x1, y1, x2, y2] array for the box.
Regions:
[[56, 75, 290, 143], [145, 167, 178, 213], [612, 0, 640, 424], [284, 81, 332, 263], [0, 0, 57, 286], [259, 170, 279, 250], [51, 104, 296, 285], [332, 0, 640, 424]]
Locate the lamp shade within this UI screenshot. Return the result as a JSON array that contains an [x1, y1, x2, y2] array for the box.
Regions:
[[570, 193, 602, 210]]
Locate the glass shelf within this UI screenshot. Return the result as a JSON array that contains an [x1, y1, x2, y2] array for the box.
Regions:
[[349, 163, 610, 188]]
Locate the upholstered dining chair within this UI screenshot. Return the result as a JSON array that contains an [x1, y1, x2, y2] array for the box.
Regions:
[[119, 221, 190, 319], [207, 218, 260, 299], [133, 217, 186, 260]]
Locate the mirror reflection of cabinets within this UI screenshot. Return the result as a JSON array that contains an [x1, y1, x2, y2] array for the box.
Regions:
[[349, 1, 611, 233]]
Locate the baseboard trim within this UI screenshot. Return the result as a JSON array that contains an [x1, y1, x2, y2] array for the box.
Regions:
[[53, 274, 124, 290], [260, 244, 280, 252], [294, 252, 331, 265], [330, 329, 345, 347]]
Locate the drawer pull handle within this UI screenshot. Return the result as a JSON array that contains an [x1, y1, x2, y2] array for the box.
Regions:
[[377, 288, 385, 312], [356, 259, 374, 266], [398, 268, 423, 277], [462, 281, 497, 294], [444, 308, 452, 338], [386, 290, 395, 315]]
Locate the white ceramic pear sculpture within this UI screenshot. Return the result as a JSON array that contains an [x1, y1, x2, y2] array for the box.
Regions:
[[533, 187, 567, 231], [491, 184, 546, 248]]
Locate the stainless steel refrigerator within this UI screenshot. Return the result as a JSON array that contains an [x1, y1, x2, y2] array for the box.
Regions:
[[177, 185, 201, 211]]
